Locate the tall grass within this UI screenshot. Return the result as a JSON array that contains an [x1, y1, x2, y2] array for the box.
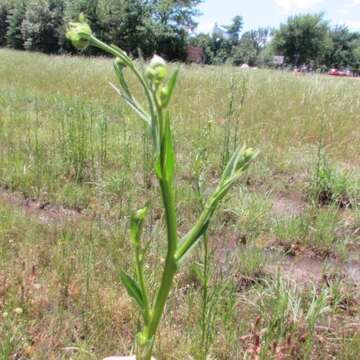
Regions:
[[1, 48, 360, 359]]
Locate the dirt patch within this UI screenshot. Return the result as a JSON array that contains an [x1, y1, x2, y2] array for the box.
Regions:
[[272, 193, 307, 217], [0, 188, 87, 225], [267, 253, 360, 285]]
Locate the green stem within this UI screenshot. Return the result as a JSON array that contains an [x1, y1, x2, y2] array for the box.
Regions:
[[201, 230, 209, 359], [90, 36, 158, 143], [135, 246, 150, 325], [146, 178, 178, 340]]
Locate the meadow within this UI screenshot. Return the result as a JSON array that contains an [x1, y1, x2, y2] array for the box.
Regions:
[[1, 48, 360, 359]]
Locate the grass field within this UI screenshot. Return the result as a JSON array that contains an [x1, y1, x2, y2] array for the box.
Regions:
[[1, 48, 360, 359]]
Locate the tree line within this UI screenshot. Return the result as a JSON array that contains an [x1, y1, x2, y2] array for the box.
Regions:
[[0, 0, 359, 71], [191, 13, 360, 71], [0, 0, 201, 59]]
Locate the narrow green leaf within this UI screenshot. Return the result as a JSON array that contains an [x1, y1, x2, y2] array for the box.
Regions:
[[155, 156, 162, 179], [163, 112, 175, 181], [109, 82, 151, 126], [120, 271, 145, 310], [220, 146, 258, 183], [176, 220, 209, 262], [220, 147, 240, 182], [190, 262, 205, 286], [161, 67, 179, 108]]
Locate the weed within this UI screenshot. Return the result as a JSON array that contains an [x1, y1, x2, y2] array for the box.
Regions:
[[247, 276, 330, 359], [66, 15, 257, 360], [309, 149, 356, 208], [236, 245, 266, 279]]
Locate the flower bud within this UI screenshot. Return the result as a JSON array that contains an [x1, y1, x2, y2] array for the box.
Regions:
[[145, 67, 156, 81], [243, 148, 255, 159], [134, 207, 148, 221], [66, 14, 92, 50], [237, 147, 257, 172], [150, 55, 166, 68], [148, 55, 167, 83], [130, 206, 148, 247], [155, 66, 167, 81], [160, 87, 169, 103], [115, 57, 126, 68]]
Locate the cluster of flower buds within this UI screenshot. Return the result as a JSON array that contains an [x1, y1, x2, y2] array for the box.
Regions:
[[145, 55, 179, 109], [65, 13, 93, 50], [146, 55, 167, 85]]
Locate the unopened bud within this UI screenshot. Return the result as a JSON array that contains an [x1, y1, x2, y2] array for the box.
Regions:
[[134, 207, 148, 221], [243, 148, 255, 159], [146, 67, 156, 80], [160, 87, 169, 104], [147, 55, 167, 83], [150, 55, 166, 68], [115, 57, 126, 68], [66, 14, 92, 50]]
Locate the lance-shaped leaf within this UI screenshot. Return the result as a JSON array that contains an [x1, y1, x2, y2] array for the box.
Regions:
[[220, 145, 257, 185], [109, 82, 151, 126], [120, 271, 145, 310], [160, 67, 179, 108], [175, 146, 258, 262], [163, 113, 175, 181], [155, 112, 175, 181]]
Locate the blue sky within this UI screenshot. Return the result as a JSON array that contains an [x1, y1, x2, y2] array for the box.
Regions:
[[196, 0, 360, 33]]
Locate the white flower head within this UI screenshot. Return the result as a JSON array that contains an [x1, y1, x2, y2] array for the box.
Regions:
[[13, 307, 23, 315], [150, 55, 166, 69]]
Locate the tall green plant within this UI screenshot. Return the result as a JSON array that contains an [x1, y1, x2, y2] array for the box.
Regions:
[[66, 15, 258, 360]]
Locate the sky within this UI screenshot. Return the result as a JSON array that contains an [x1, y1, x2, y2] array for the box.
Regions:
[[196, 0, 360, 33]]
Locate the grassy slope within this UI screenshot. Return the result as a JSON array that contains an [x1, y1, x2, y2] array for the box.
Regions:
[[1, 49, 360, 359]]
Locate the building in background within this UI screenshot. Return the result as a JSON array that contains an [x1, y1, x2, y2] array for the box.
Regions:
[[187, 46, 205, 64]]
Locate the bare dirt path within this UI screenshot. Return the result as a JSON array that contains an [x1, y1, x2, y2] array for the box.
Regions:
[[1, 186, 360, 287], [0, 188, 87, 225]]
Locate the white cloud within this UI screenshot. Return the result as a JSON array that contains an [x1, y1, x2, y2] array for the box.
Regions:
[[274, 0, 324, 12], [195, 22, 214, 34], [351, 0, 360, 5], [345, 20, 360, 30]]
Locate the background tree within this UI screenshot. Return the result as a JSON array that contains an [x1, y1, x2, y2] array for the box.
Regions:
[[61, 0, 202, 59], [231, 34, 257, 65], [0, 1, 11, 46], [0, 0, 359, 71], [211, 15, 244, 64], [232, 27, 273, 65], [6, 0, 26, 49], [272, 13, 331, 66], [351, 37, 360, 74], [21, 0, 64, 53], [224, 15, 243, 43], [326, 25, 360, 69], [148, 0, 203, 60], [96, 0, 152, 57]]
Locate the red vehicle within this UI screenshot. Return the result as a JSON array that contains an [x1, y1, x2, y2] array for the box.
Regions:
[[328, 68, 352, 77]]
